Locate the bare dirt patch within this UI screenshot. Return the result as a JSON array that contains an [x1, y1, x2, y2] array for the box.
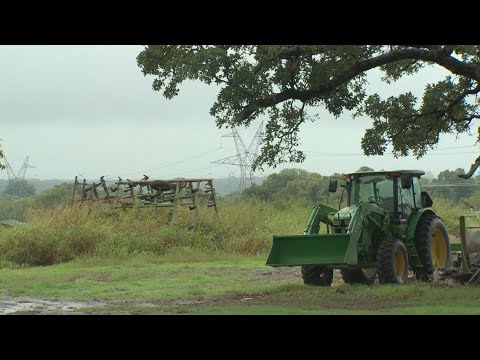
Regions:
[[0, 296, 106, 315]]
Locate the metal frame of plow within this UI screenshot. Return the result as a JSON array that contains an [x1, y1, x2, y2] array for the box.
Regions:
[[71, 176, 218, 225], [449, 215, 480, 284], [460, 215, 480, 284]]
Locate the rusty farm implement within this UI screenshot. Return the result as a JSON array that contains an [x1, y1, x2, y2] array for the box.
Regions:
[[71, 175, 218, 224]]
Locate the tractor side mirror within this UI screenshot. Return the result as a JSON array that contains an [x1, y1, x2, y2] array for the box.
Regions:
[[400, 175, 412, 189], [421, 191, 433, 207], [329, 178, 338, 193]]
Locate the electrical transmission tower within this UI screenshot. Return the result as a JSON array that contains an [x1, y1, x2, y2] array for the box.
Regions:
[[212, 121, 264, 192], [3, 156, 35, 180], [4, 158, 17, 180]]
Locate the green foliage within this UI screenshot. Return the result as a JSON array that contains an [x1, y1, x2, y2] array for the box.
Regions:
[[32, 182, 71, 208], [0, 142, 4, 170], [0, 182, 72, 221], [431, 196, 470, 236], [356, 166, 374, 172], [243, 168, 343, 207], [138, 45, 480, 169], [0, 196, 30, 221], [3, 180, 36, 198], [429, 169, 476, 202]]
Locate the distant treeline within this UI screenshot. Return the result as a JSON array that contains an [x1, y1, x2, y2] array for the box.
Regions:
[[0, 166, 478, 222], [241, 167, 479, 209], [0, 177, 262, 198], [0, 179, 66, 194]]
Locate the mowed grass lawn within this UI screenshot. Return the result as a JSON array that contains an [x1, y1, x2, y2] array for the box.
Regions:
[[1, 254, 480, 314]]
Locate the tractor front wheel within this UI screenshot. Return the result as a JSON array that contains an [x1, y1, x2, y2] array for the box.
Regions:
[[301, 265, 333, 286], [377, 237, 409, 284]]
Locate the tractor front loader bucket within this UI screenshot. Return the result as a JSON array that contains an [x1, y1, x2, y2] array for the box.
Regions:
[[266, 233, 357, 267]]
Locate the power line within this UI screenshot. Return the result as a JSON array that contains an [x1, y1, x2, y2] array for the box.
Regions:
[[416, 152, 478, 156], [426, 145, 477, 151], [423, 183, 480, 187], [119, 147, 221, 178], [303, 144, 478, 157], [303, 151, 478, 157], [160, 163, 223, 179]]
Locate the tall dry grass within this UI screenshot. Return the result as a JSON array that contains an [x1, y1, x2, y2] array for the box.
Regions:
[[0, 199, 311, 266], [0, 195, 472, 267]]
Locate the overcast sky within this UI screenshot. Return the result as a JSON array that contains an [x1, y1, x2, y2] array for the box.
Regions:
[[0, 45, 478, 182]]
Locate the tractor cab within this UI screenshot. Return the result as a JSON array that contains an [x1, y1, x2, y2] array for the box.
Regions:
[[333, 170, 429, 220]]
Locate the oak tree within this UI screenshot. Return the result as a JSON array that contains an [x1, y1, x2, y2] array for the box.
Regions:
[[137, 45, 480, 171], [0, 143, 4, 170]]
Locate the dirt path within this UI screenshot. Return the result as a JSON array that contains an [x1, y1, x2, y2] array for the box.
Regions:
[[0, 296, 107, 315]]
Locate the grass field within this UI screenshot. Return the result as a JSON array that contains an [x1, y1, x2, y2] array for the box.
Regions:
[[0, 198, 477, 314], [1, 255, 480, 314]]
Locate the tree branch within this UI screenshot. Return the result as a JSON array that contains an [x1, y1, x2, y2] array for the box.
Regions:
[[235, 48, 478, 123]]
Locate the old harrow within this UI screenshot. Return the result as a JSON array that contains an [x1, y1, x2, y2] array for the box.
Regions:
[[71, 175, 218, 224]]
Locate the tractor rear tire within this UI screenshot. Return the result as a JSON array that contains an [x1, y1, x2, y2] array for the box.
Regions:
[[413, 215, 451, 281], [341, 268, 377, 285], [301, 265, 333, 286], [376, 236, 409, 284]]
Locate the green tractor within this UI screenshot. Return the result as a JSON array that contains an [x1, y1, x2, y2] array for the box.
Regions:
[[266, 170, 451, 285]]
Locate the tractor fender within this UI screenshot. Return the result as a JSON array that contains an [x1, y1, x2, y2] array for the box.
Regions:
[[406, 207, 435, 242]]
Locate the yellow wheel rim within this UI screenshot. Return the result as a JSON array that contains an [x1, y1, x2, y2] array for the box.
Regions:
[[431, 229, 447, 268], [393, 248, 406, 280]]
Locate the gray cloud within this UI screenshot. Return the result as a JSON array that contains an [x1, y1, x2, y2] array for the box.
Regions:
[[0, 45, 478, 181]]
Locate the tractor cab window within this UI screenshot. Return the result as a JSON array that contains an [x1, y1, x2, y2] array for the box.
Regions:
[[395, 175, 421, 217], [413, 177, 422, 208], [350, 175, 394, 212], [397, 185, 415, 217]]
